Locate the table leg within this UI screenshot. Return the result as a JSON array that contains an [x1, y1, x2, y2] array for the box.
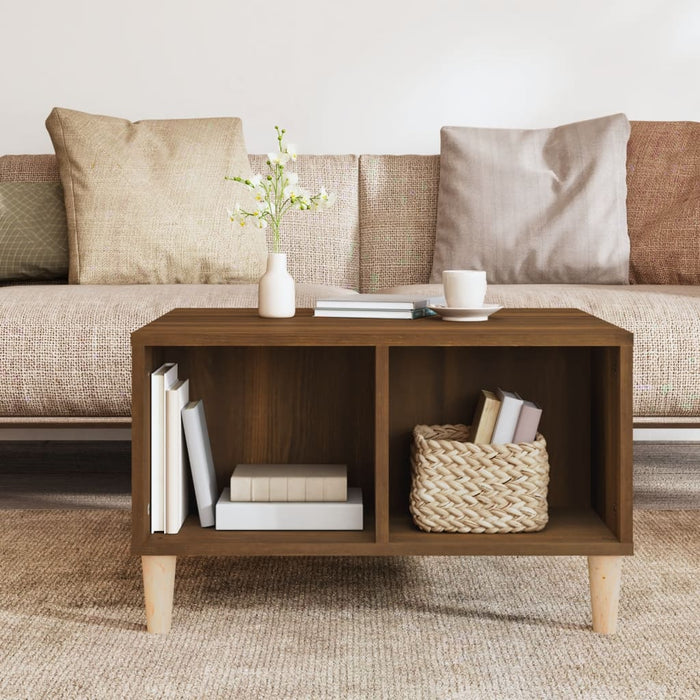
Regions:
[[588, 555, 622, 634], [142, 555, 176, 634]]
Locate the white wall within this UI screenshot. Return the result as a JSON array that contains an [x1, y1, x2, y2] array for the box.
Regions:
[[1, 0, 698, 155]]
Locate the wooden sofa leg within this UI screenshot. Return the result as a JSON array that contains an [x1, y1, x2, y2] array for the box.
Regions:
[[142, 555, 176, 634], [588, 555, 622, 634]]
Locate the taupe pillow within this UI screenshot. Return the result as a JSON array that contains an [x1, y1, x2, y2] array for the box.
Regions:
[[0, 181, 68, 281], [46, 108, 266, 284], [431, 114, 631, 284]]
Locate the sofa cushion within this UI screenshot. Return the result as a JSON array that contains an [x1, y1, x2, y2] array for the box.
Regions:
[[46, 108, 267, 284], [359, 155, 438, 292], [379, 283, 700, 418], [430, 115, 631, 285], [0, 284, 359, 417], [627, 121, 700, 285]]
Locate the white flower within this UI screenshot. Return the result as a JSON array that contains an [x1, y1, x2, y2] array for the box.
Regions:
[[248, 173, 263, 188], [253, 214, 268, 229], [284, 143, 298, 160], [312, 187, 337, 210], [227, 203, 246, 225], [290, 187, 312, 209], [283, 173, 301, 200], [268, 151, 290, 166]]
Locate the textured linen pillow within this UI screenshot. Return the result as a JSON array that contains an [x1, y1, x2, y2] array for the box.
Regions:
[[626, 121, 700, 284], [45, 108, 266, 284], [430, 114, 631, 285], [0, 181, 68, 281]]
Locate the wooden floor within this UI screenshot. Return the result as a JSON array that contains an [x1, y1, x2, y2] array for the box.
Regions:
[[0, 441, 697, 510]]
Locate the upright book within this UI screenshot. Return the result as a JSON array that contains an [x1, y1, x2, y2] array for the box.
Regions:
[[491, 388, 524, 444], [512, 400, 543, 443], [469, 389, 501, 443], [182, 400, 219, 528], [165, 378, 189, 534], [150, 362, 178, 533]]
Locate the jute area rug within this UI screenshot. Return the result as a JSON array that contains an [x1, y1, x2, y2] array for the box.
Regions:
[[0, 510, 697, 700]]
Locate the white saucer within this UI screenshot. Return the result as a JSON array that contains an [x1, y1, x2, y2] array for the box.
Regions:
[[428, 304, 503, 322]]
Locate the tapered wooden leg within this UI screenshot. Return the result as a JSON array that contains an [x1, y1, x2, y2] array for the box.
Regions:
[[588, 555, 622, 634], [142, 555, 176, 634]]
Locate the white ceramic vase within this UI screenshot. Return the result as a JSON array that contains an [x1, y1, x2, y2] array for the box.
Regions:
[[258, 252, 295, 318]]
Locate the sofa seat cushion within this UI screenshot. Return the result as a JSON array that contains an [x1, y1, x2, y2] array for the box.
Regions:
[[380, 284, 700, 418], [0, 284, 358, 417]]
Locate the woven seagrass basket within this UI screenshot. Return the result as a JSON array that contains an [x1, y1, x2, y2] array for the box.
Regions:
[[409, 424, 550, 534]]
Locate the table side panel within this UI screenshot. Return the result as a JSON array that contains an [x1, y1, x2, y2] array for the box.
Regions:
[[375, 346, 390, 543], [591, 346, 634, 545]]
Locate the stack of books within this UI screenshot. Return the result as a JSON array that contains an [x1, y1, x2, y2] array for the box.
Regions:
[[469, 388, 543, 444], [314, 293, 445, 319], [216, 464, 363, 530], [151, 363, 218, 534]]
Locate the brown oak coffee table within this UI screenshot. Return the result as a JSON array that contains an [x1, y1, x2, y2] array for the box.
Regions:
[[131, 308, 633, 634]]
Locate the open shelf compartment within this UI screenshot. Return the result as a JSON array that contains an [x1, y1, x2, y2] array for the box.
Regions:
[[386, 345, 633, 555], [133, 345, 377, 552]]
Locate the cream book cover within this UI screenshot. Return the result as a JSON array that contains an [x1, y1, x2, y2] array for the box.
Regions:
[[230, 464, 347, 502], [165, 379, 189, 534]]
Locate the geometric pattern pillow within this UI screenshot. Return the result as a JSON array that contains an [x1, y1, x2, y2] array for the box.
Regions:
[[46, 107, 267, 284], [0, 181, 68, 281]]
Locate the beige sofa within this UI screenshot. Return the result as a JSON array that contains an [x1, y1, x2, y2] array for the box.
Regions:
[[1, 122, 698, 427]]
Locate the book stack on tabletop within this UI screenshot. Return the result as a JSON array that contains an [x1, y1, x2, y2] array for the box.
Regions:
[[217, 464, 363, 530], [314, 293, 445, 320], [470, 388, 543, 444]]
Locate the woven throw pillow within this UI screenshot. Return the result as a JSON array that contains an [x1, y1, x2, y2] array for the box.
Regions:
[[627, 121, 700, 285], [430, 114, 631, 285], [45, 107, 266, 284], [0, 181, 68, 281]]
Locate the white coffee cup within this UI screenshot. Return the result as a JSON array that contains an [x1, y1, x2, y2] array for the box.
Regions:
[[442, 270, 487, 308]]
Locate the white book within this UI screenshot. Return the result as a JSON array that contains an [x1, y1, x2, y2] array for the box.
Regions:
[[215, 487, 363, 530], [150, 362, 178, 533], [181, 400, 218, 528], [314, 308, 435, 319], [165, 378, 189, 534], [315, 293, 445, 310], [491, 388, 525, 444], [230, 464, 347, 502]]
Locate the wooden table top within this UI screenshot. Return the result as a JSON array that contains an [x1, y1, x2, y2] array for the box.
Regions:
[[131, 307, 632, 347]]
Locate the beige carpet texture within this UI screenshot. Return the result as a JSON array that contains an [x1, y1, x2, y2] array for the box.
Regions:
[[0, 509, 698, 699]]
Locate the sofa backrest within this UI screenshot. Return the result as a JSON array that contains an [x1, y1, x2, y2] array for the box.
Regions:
[[358, 121, 700, 290], [359, 155, 438, 292], [2, 120, 698, 290], [0, 153, 361, 290]]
